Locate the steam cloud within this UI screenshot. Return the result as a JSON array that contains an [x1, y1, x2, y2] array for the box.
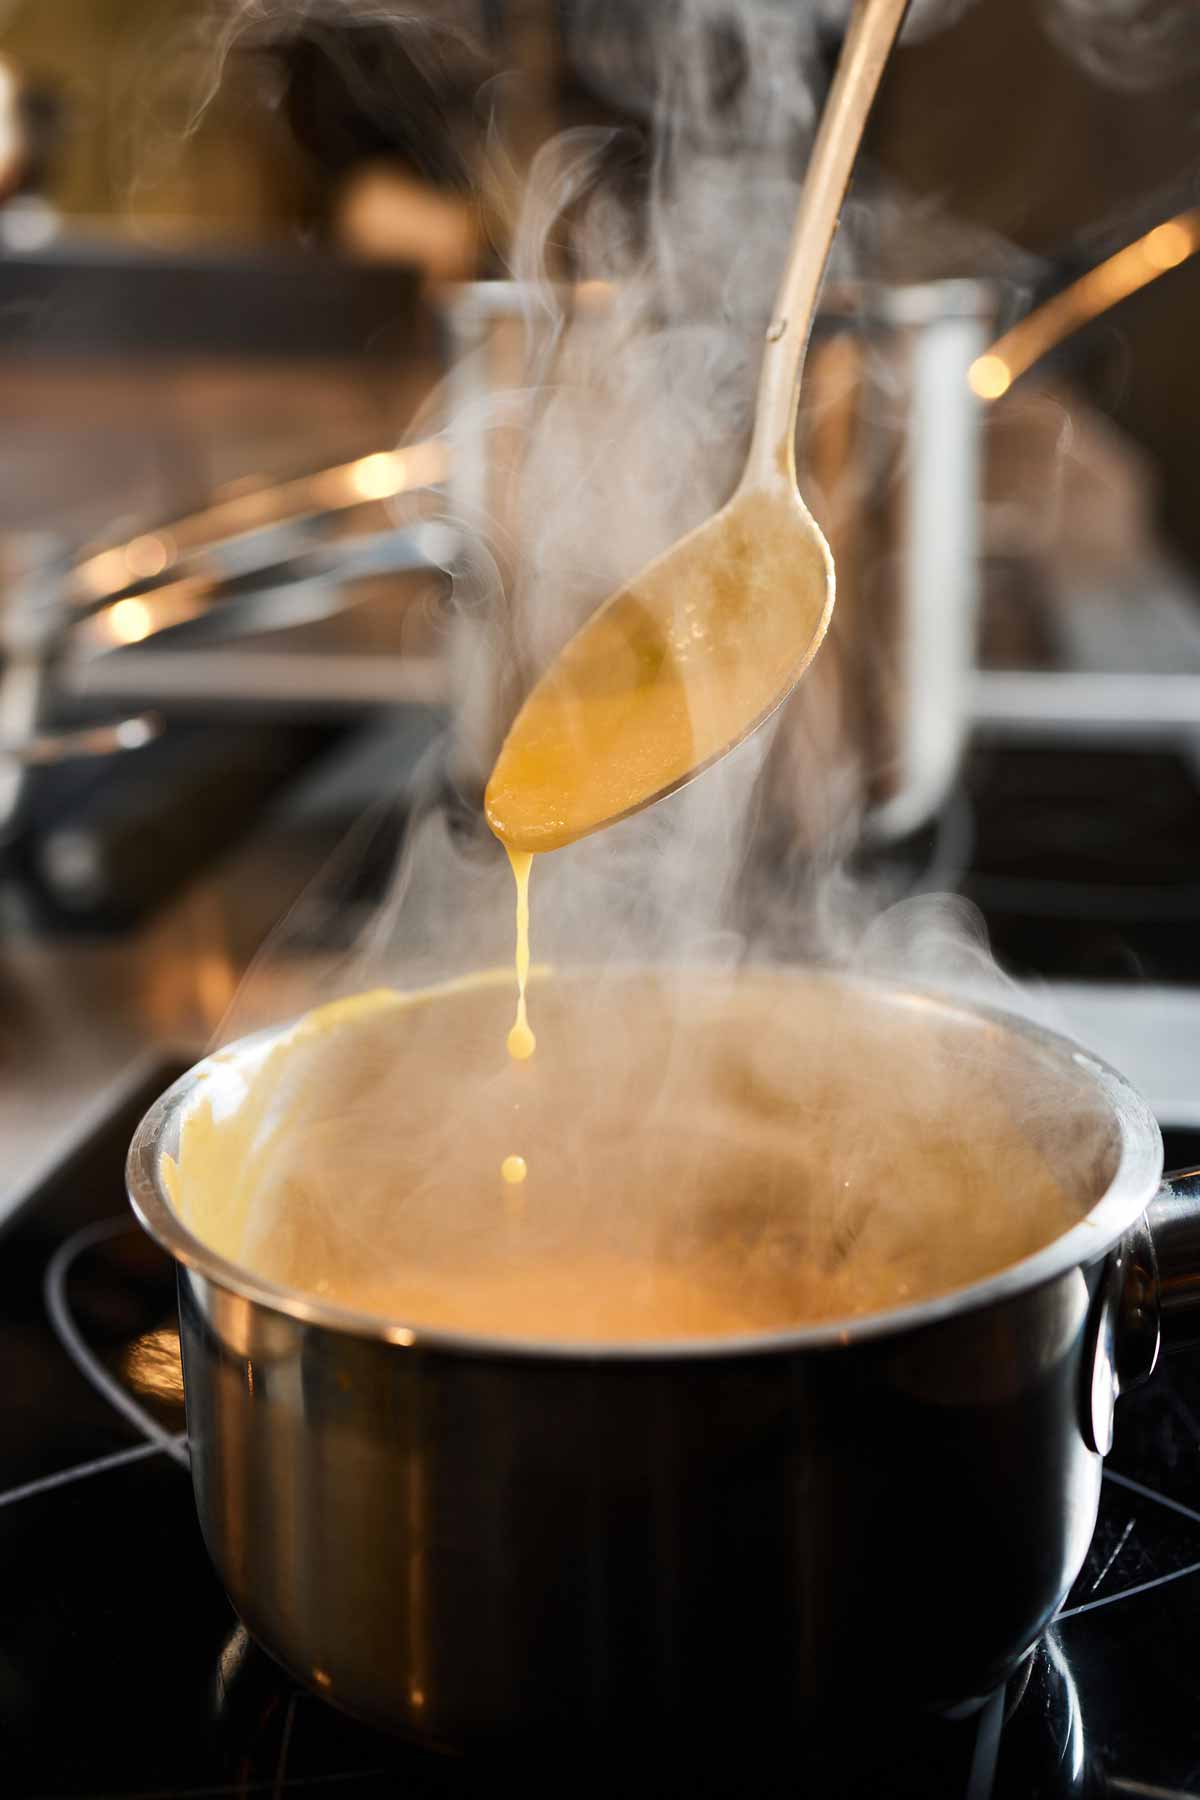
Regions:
[[167, 0, 1169, 1341], [1041, 0, 1200, 91], [207, 0, 1192, 1039]]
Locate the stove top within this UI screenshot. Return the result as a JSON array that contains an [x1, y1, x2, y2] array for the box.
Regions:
[[2, 1065, 1200, 1799], [4, 735, 1200, 1796]]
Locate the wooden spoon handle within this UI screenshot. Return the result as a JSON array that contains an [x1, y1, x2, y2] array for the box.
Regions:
[[743, 0, 910, 492]]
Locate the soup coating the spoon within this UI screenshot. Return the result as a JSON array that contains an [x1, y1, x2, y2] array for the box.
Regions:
[[485, 490, 831, 854]]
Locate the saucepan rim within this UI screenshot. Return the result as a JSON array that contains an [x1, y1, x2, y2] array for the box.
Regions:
[[126, 966, 1164, 1362]]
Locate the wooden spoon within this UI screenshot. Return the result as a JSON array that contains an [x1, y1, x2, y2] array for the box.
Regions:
[[485, 0, 911, 855]]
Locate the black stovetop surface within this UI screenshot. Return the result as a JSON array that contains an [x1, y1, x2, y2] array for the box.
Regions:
[[5, 741, 1200, 1798]]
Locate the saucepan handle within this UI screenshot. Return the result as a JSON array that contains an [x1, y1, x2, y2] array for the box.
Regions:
[[1146, 1167, 1200, 1355], [1085, 1170, 1200, 1454]]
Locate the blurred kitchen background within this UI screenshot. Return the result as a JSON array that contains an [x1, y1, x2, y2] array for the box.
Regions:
[[3, 0, 1200, 1211]]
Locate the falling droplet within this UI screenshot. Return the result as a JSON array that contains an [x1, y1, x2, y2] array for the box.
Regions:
[[505, 848, 536, 1060]]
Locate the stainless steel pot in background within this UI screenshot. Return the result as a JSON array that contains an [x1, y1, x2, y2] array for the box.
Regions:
[[445, 280, 993, 851], [798, 281, 992, 843], [126, 975, 1200, 1770]]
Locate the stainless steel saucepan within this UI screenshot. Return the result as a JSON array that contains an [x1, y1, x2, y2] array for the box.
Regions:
[[127, 972, 1200, 1768]]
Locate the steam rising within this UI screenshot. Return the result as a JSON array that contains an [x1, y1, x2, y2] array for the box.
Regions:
[[1041, 0, 1200, 92], [203, 0, 1137, 1019], [183, 0, 1167, 1336], [174, 969, 1124, 1341], [200, 0, 1181, 1015]]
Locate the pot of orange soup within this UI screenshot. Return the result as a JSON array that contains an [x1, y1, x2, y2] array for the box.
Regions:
[[126, 966, 1200, 1773]]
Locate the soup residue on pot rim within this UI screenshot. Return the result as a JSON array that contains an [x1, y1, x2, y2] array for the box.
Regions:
[[163, 967, 1119, 1344]]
